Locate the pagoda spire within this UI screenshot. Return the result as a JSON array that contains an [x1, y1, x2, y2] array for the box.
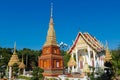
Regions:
[[13, 42, 16, 54], [49, 3, 54, 25], [44, 3, 57, 47], [50, 3, 53, 18], [106, 41, 109, 52]]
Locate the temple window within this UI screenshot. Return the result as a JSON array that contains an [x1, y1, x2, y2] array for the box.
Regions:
[[46, 49, 49, 54], [40, 60, 43, 68], [95, 55, 97, 60], [92, 60, 94, 67], [54, 49, 57, 54], [44, 60, 47, 68], [54, 60, 56, 68], [56, 61, 59, 68], [80, 61, 83, 69], [79, 55, 83, 69]]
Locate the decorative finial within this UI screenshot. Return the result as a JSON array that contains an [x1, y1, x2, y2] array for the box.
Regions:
[[14, 42, 16, 52], [50, 3, 53, 17]]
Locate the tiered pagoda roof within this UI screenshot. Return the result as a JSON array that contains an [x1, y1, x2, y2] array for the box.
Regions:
[[19, 56, 25, 69], [8, 43, 20, 67], [105, 42, 112, 61], [8, 43, 25, 68], [43, 4, 57, 47]]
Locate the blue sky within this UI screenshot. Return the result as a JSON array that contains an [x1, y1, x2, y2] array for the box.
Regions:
[[0, 0, 120, 50]]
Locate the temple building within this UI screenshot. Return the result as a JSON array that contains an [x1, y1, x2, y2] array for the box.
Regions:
[[38, 4, 63, 77], [8, 43, 25, 80], [67, 32, 105, 76]]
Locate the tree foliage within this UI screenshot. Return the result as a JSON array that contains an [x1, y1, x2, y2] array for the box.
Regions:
[[18, 48, 42, 70], [30, 67, 44, 80], [111, 46, 120, 79], [63, 52, 71, 68], [0, 47, 42, 78]]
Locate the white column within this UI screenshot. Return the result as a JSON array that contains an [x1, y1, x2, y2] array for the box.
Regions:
[[98, 57, 100, 67], [23, 69, 25, 75], [99, 57, 102, 67], [93, 50, 96, 68], [96, 57, 99, 67], [72, 66, 75, 72], [103, 55, 105, 67], [75, 48, 79, 72], [87, 47, 91, 66], [9, 67, 12, 80], [68, 67, 70, 73], [71, 53, 75, 72], [101, 56, 104, 68]]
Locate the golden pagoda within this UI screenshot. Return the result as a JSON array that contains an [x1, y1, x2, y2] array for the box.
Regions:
[[105, 41, 112, 62], [44, 3, 57, 47], [68, 55, 76, 67], [8, 42, 20, 67], [38, 3, 63, 76], [19, 56, 25, 69]]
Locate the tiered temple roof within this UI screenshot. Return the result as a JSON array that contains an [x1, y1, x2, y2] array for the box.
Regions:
[[68, 32, 104, 54]]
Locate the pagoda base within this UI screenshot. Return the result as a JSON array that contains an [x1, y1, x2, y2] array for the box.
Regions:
[[43, 69, 63, 77]]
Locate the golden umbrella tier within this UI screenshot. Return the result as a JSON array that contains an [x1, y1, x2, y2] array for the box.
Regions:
[[44, 14, 57, 47], [19, 62, 25, 69], [105, 42, 112, 62], [68, 56, 76, 67], [8, 42, 20, 67], [8, 52, 20, 67]]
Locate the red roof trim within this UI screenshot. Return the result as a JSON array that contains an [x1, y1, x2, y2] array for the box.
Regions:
[[68, 32, 81, 54]]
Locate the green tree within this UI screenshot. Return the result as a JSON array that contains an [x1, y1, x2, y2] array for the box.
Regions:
[[63, 52, 71, 68], [18, 48, 42, 70], [30, 67, 44, 80], [111, 45, 120, 79]]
